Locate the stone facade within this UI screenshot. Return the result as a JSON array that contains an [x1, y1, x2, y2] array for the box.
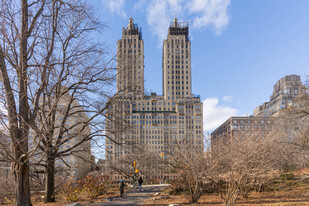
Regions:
[[29, 96, 94, 179], [254, 75, 305, 117], [105, 18, 203, 179], [212, 74, 306, 144], [211, 116, 274, 143]]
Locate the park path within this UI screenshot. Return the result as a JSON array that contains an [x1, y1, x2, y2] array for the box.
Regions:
[[91, 184, 168, 206]]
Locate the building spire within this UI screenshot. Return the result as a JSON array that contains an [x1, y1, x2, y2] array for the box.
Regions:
[[128, 17, 134, 29], [173, 16, 179, 27]]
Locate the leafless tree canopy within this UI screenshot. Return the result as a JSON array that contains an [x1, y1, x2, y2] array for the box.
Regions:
[[0, 0, 117, 204]]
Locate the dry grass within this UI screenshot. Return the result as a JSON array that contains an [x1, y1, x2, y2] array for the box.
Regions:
[[143, 169, 309, 206], [32, 186, 121, 206], [1, 169, 308, 206], [0, 185, 121, 206]]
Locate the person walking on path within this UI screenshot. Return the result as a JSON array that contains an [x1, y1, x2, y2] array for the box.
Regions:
[[138, 177, 143, 191], [162, 176, 166, 184], [119, 179, 125, 197]]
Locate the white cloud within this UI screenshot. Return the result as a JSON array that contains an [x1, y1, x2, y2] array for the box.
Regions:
[[102, 0, 127, 18], [142, 0, 185, 44], [203, 97, 238, 132], [107, 0, 230, 44], [188, 0, 230, 34], [222, 95, 232, 102], [134, 0, 147, 10], [145, 1, 171, 44]]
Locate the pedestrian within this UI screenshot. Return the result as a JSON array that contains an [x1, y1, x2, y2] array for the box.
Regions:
[[162, 176, 166, 184], [119, 179, 125, 197], [138, 176, 143, 191]]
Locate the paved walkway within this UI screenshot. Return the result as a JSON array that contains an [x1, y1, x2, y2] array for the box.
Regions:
[[91, 184, 169, 206]]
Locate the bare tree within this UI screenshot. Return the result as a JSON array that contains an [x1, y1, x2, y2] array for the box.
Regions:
[[275, 90, 309, 170], [164, 133, 209, 203], [0, 0, 116, 204], [281, 79, 309, 157], [107, 143, 162, 182], [208, 130, 287, 206], [26, 1, 119, 202], [0, 1, 49, 205]]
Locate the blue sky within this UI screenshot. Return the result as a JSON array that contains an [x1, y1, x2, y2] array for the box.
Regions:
[[88, 0, 309, 132]]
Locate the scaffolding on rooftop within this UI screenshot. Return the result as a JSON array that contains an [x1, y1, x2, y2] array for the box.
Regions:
[[168, 21, 189, 38]]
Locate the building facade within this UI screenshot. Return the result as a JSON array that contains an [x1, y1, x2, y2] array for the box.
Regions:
[[254, 75, 304, 117], [212, 74, 306, 144], [51, 96, 95, 178], [105, 18, 203, 179], [117, 17, 144, 99], [29, 95, 95, 179], [211, 116, 274, 143]]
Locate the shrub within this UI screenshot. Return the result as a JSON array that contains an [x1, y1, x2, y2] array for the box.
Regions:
[[60, 179, 81, 202], [260, 183, 279, 192], [0, 177, 16, 204], [60, 175, 111, 202], [279, 172, 295, 181], [168, 177, 185, 195], [81, 175, 108, 199]]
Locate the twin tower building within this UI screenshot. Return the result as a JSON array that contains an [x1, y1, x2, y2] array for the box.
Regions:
[[105, 18, 203, 176]]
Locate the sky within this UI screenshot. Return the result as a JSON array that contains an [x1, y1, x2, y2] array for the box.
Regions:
[[88, 0, 309, 132]]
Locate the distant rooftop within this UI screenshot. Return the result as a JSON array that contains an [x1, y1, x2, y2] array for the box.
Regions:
[[168, 17, 189, 38], [123, 17, 142, 39]]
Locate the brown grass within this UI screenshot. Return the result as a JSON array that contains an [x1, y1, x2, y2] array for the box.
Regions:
[[1, 169, 308, 206], [143, 169, 309, 206]]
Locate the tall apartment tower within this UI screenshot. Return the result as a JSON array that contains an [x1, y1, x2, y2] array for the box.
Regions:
[[106, 18, 203, 180], [163, 18, 191, 100], [117, 17, 144, 98]]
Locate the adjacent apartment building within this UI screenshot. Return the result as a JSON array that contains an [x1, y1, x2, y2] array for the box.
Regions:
[[212, 74, 306, 143], [105, 18, 203, 178], [254, 75, 304, 117], [29, 94, 95, 179], [211, 116, 274, 143]]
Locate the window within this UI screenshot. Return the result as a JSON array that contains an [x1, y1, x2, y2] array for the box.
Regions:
[[283, 88, 290, 95]]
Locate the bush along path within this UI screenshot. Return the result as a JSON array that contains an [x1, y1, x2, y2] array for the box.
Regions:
[[90, 184, 169, 206]]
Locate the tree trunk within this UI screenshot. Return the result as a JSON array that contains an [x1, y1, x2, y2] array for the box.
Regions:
[[14, 162, 32, 206], [45, 156, 56, 202]]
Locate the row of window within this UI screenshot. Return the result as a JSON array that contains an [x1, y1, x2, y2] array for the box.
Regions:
[[232, 119, 271, 124], [167, 60, 188, 64]]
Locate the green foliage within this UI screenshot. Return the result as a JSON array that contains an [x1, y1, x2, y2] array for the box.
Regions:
[[279, 173, 295, 181], [260, 183, 279, 192]]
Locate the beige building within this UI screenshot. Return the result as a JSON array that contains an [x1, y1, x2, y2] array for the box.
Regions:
[[163, 19, 191, 100], [105, 18, 203, 179], [212, 74, 306, 144], [254, 74, 305, 117], [211, 116, 274, 144], [29, 95, 94, 179], [117, 17, 144, 99], [50, 96, 94, 178]]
